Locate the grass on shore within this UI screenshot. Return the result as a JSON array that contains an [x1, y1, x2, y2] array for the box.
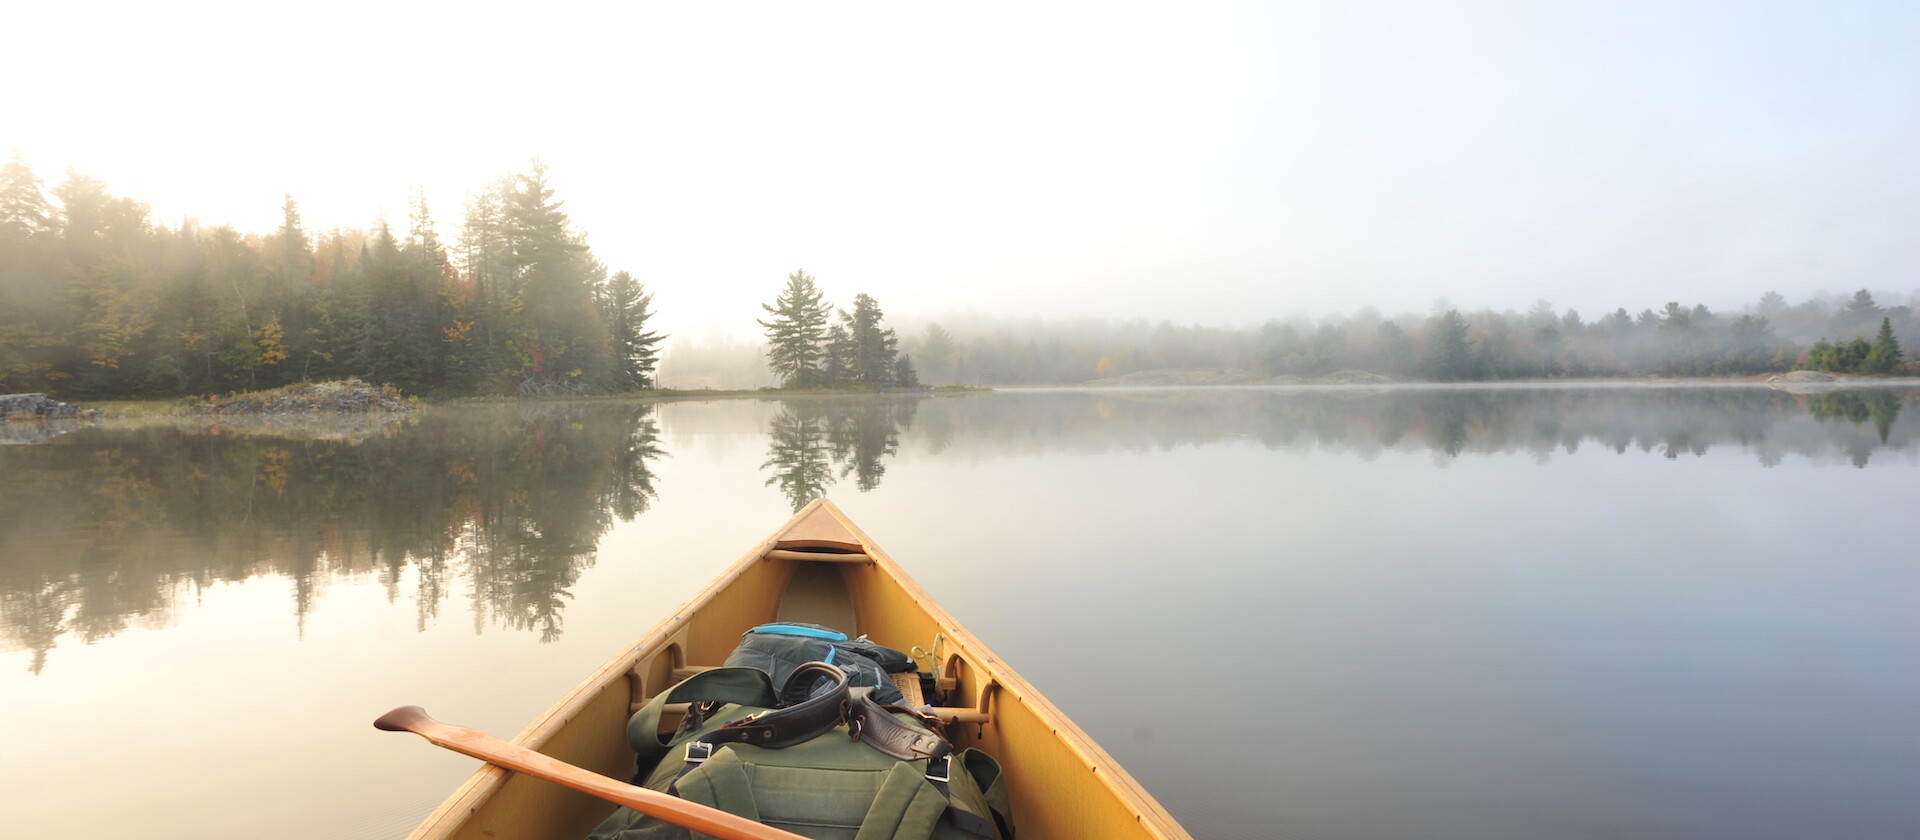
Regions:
[[83, 397, 200, 418]]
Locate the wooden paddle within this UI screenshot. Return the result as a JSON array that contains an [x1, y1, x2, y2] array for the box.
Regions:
[[374, 705, 809, 840]]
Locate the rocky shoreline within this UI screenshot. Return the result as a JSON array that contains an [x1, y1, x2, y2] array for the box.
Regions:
[[0, 394, 101, 445], [192, 379, 414, 416], [0, 393, 97, 421]]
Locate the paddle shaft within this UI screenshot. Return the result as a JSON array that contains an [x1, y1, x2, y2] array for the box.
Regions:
[[375, 705, 808, 840]]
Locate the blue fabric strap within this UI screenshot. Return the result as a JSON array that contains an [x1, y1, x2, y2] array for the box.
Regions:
[[745, 623, 849, 641]]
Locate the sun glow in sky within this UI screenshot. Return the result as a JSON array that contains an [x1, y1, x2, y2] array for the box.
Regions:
[[5, 1, 1916, 337]]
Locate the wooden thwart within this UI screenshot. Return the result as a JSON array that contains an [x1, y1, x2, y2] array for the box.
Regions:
[[763, 549, 871, 563]]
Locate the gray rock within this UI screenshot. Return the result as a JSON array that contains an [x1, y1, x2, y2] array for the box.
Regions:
[[0, 393, 80, 420], [1768, 370, 1835, 383]]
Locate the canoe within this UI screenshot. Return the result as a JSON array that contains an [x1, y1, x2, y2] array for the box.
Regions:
[[385, 498, 1191, 840]]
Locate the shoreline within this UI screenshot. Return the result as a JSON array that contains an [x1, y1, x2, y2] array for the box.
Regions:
[[1066, 376, 1920, 391], [55, 374, 1920, 420]]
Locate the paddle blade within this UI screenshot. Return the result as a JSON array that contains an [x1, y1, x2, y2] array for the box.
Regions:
[[374, 705, 435, 733]]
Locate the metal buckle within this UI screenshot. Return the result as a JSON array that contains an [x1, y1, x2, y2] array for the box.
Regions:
[[685, 741, 714, 763], [925, 755, 951, 784]]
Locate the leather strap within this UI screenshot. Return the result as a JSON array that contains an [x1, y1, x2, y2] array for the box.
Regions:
[[669, 662, 853, 794], [847, 688, 950, 763], [702, 661, 852, 750]]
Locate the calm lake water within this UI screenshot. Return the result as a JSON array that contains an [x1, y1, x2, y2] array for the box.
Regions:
[[2, 386, 1916, 840]]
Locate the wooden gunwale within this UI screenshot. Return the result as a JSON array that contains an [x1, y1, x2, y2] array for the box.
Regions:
[[815, 502, 1189, 839], [398, 499, 1190, 840]]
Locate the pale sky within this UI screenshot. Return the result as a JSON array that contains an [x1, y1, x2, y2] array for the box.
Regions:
[[5, 1, 1916, 338]]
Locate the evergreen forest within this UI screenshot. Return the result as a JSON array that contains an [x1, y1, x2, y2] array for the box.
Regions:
[[1, 152, 1912, 399], [878, 293, 1909, 387], [0, 155, 661, 399]]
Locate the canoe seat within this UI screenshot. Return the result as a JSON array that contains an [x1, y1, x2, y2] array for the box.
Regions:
[[889, 672, 924, 707], [671, 665, 719, 683]]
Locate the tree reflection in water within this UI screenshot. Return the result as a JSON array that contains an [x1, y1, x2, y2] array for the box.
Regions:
[[1805, 390, 1903, 457], [4, 386, 1912, 672], [898, 386, 1915, 469], [762, 397, 922, 511], [0, 403, 666, 671]]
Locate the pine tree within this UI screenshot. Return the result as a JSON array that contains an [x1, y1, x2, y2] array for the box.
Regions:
[[52, 170, 115, 260], [1375, 320, 1416, 377], [331, 240, 378, 377], [279, 194, 312, 288], [454, 184, 511, 391], [500, 162, 607, 390], [403, 190, 453, 390], [759, 270, 830, 387], [821, 321, 853, 387], [504, 163, 585, 277], [459, 180, 510, 303], [1725, 314, 1776, 374], [600, 270, 664, 389], [65, 195, 158, 389], [406, 187, 441, 256], [917, 323, 958, 385], [0, 151, 51, 240], [1864, 317, 1903, 374], [1839, 289, 1881, 332], [367, 220, 437, 389], [1839, 337, 1873, 372], [892, 353, 919, 387], [1424, 310, 1476, 381], [842, 293, 898, 386]]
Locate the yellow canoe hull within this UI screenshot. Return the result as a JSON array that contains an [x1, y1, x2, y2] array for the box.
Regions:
[[401, 499, 1191, 840]]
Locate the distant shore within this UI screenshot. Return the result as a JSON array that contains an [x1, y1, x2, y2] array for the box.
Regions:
[[57, 372, 1920, 424], [71, 382, 986, 419], [1074, 367, 1916, 389]]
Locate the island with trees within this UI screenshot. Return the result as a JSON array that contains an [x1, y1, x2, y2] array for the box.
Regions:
[[758, 270, 917, 390]]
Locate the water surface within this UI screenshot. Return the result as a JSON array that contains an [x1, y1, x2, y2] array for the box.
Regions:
[[2, 386, 1915, 840]]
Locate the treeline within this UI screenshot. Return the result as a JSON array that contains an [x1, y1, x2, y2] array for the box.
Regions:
[[891, 291, 1915, 385], [0, 154, 661, 399], [666, 292, 1917, 389], [6, 153, 1914, 396]]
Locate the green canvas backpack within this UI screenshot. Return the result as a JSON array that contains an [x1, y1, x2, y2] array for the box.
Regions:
[[586, 664, 1014, 840]]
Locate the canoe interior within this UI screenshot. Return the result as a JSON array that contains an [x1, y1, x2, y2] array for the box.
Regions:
[[405, 500, 1188, 840]]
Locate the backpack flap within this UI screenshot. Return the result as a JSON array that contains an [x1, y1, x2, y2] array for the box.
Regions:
[[674, 741, 950, 840], [725, 623, 907, 705], [959, 750, 1014, 840]]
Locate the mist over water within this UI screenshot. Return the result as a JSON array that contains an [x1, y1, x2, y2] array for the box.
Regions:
[[2, 386, 1915, 840]]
